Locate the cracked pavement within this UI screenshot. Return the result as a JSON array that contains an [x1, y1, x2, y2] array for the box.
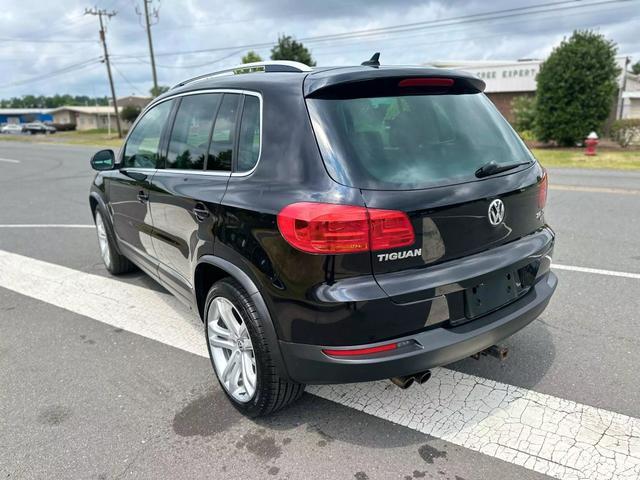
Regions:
[[310, 369, 640, 480]]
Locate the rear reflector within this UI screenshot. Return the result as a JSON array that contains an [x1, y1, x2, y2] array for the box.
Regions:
[[277, 202, 415, 254], [323, 343, 398, 357], [398, 77, 454, 88], [538, 169, 548, 209]]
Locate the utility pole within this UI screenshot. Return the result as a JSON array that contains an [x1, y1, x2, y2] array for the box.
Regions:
[[85, 7, 123, 138], [137, 0, 159, 95], [617, 56, 630, 120]]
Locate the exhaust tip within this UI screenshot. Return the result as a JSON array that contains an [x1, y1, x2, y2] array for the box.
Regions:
[[415, 370, 432, 384], [390, 376, 415, 389]]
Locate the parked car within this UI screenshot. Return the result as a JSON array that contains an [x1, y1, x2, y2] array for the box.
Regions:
[[22, 122, 56, 134], [1, 124, 24, 134], [88, 59, 557, 417]]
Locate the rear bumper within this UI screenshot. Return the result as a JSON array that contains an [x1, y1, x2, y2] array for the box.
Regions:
[[280, 271, 557, 384]]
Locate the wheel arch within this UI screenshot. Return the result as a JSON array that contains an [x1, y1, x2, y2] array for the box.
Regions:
[[89, 191, 125, 257], [194, 255, 291, 381]]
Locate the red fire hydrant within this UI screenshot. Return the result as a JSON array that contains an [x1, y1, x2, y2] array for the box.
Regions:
[[584, 131, 599, 156]]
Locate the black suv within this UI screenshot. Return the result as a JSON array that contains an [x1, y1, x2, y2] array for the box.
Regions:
[[89, 59, 557, 416]]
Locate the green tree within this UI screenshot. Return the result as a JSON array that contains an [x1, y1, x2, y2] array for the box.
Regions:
[[0, 95, 108, 108], [270, 35, 316, 66], [120, 105, 141, 123], [535, 30, 620, 146], [150, 85, 169, 97], [631, 61, 640, 75], [511, 95, 537, 133], [242, 51, 263, 64]]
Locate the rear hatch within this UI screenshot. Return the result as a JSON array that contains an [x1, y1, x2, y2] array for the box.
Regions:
[[305, 68, 548, 289]]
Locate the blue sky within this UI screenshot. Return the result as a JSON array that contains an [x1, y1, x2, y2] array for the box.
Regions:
[[0, 0, 638, 98]]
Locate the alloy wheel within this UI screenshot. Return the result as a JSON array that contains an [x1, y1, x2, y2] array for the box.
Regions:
[[207, 297, 257, 402], [95, 212, 111, 268]]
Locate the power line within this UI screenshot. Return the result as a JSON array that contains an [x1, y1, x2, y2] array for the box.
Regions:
[[293, 0, 636, 45], [306, 2, 632, 57], [113, 48, 244, 69], [85, 7, 123, 139], [296, 0, 589, 44], [110, 0, 637, 58], [162, 0, 577, 30], [111, 0, 635, 59], [0, 58, 102, 88], [111, 63, 146, 96], [0, 37, 96, 44]]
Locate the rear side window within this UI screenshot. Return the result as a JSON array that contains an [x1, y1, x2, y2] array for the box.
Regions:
[[166, 94, 221, 170], [123, 100, 173, 168], [307, 93, 533, 190], [237, 95, 261, 172], [207, 94, 240, 171]]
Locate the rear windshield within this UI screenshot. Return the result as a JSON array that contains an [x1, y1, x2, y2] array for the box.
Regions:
[[307, 93, 533, 190]]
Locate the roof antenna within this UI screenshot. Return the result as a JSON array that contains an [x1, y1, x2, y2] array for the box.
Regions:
[[361, 52, 380, 67]]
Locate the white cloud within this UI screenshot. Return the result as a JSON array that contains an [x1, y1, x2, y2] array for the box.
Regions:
[[0, 0, 638, 98]]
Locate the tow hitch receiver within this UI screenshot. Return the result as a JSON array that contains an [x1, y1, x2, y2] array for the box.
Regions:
[[471, 344, 509, 361]]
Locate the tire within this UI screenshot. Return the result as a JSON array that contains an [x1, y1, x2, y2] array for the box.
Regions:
[[93, 208, 135, 275], [204, 278, 305, 417]]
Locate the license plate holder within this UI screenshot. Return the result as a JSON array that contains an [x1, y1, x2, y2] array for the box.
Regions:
[[464, 271, 519, 319]]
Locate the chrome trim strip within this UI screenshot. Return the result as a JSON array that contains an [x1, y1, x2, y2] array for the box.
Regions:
[[119, 168, 157, 174], [152, 169, 231, 177], [122, 89, 263, 178]]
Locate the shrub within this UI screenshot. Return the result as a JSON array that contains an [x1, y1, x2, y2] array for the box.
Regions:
[[518, 130, 537, 142], [610, 119, 640, 147], [535, 30, 620, 146], [50, 123, 76, 131], [242, 51, 263, 64], [121, 105, 141, 123], [511, 95, 537, 133]]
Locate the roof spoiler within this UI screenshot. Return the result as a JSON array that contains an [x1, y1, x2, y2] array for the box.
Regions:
[[304, 67, 486, 98]]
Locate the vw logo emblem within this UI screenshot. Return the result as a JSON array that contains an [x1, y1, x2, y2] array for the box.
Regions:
[[488, 199, 505, 226]]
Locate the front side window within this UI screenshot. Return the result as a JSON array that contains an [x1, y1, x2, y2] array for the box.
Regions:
[[166, 94, 221, 170], [122, 100, 173, 169], [207, 94, 240, 171], [237, 95, 261, 172]]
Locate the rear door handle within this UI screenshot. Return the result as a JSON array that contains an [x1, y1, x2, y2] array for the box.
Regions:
[[137, 190, 149, 203], [193, 203, 210, 222]]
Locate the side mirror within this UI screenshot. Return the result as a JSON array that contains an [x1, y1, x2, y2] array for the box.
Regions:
[[90, 149, 116, 171]]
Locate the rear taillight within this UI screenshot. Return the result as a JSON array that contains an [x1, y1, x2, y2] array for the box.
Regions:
[[538, 169, 548, 209], [398, 77, 454, 88], [277, 202, 415, 254], [368, 209, 416, 250]]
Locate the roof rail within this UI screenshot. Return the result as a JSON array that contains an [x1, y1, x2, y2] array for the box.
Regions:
[[171, 61, 313, 89]]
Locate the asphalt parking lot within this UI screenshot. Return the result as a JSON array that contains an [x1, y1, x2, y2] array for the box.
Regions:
[[1, 141, 639, 480]]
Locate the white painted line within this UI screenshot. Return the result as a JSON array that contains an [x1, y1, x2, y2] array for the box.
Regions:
[[0, 224, 94, 228], [0, 249, 639, 480], [0, 158, 20, 164], [550, 184, 640, 196], [554, 264, 640, 280], [0, 249, 207, 358]]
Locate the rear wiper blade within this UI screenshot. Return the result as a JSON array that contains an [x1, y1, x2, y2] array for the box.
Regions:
[[475, 161, 531, 178]]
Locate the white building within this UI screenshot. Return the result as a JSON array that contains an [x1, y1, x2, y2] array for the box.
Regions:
[[430, 57, 639, 123], [49, 106, 124, 131]]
